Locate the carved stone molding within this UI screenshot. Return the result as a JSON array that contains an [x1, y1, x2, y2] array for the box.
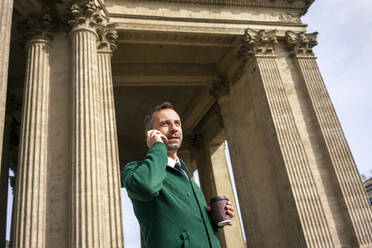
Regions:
[[18, 13, 55, 44], [279, 13, 301, 24], [119, 30, 235, 47], [97, 24, 119, 53], [209, 76, 230, 98], [232, 28, 278, 84], [68, 0, 105, 35], [131, 0, 311, 11], [285, 31, 318, 58], [238, 28, 278, 60]]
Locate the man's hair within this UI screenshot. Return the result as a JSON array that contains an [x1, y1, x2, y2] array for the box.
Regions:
[[144, 102, 174, 129]]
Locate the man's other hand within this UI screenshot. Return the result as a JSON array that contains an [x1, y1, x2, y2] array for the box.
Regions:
[[146, 129, 168, 148], [208, 201, 235, 226], [225, 201, 234, 225]]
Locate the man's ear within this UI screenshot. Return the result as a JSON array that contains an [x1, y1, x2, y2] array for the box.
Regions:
[[145, 129, 148, 136]]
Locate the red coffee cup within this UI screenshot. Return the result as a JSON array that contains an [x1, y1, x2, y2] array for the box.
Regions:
[[209, 196, 231, 227]]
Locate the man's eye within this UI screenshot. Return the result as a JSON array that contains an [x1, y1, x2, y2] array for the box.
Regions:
[[161, 122, 169, 126]]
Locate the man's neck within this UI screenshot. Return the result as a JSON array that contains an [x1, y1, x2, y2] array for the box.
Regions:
[[167, 152, 178, 160]]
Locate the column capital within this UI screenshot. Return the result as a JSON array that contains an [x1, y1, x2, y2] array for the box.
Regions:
[[238, 28, 278, 60], [209, 75, 230, 98], [21, 13, 55, 47], [97, 24, 119, 53], [68, 0, 106, 36], [285, 31, 318, 58]]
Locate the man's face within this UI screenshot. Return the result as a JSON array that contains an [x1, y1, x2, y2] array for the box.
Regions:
[[151, 108, 183, 152]]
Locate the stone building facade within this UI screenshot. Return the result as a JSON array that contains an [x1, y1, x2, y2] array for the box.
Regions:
[[364, 178, 372, 205], [0, 0, 372, 247]]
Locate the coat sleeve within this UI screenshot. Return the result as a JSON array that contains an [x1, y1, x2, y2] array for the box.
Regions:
[[122, 142, 168, 201]]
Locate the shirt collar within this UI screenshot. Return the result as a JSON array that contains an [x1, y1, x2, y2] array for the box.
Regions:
[[167, 156, 179, 168]]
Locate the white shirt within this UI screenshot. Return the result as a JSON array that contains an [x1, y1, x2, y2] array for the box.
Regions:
[[167, 157, 189, 179], [167, 156, 179, 169]]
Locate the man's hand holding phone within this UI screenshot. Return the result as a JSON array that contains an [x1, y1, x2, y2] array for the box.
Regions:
[[146, 129, 168, 148]]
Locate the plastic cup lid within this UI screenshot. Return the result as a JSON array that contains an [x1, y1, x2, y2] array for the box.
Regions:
[[209, 196, 229, 205]]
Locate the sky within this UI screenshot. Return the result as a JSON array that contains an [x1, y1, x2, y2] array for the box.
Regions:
[[6, 0, 372, 246]]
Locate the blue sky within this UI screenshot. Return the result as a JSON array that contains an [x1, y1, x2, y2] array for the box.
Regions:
[[6, 0, 372, 246]]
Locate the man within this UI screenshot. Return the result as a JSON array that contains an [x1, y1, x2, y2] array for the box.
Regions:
[[122, 102, 234, 248]]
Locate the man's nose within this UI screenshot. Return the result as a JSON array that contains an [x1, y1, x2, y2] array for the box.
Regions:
[[169, 123, 179, 132]]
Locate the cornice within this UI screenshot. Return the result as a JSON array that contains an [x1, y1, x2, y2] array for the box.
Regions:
[[116, 22, 305, 38], [108, 13, 307, 27], [129, 0, 312, 12], [97, 0, 311, 23], [119, 30, 236, 47]]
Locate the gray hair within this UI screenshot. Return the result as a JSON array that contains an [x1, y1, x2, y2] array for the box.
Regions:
[[144, 102, 174, 129]]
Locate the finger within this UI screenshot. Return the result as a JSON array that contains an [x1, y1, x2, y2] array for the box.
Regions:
[[226, 210, 234, 218], [226, 205, 234, 211], [151, 130, 159, 138], [225, 204, 234, 209], [226, 222, 232, 226], [150, 133, 157, 140], [159, 133, 168, 143], [147, 130, 155, 138]]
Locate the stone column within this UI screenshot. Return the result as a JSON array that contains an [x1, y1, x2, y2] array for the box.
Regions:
[[0, 2, 14, 242], [196, 138, 245, 248], [12, 15, 53, 248], [97, 25, 124, 247], [219, 28, 334, 248], [286, 31, 372, 247], [194, 136, 217, 203], [68, 2, 107, 247], [0, 0, 13, 175]]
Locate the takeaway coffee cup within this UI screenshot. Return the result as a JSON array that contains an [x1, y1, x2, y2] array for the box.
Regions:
[[209, 196, 231, 227]]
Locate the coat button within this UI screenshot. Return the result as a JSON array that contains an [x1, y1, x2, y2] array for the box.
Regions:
[[187, 192, 191, 197]]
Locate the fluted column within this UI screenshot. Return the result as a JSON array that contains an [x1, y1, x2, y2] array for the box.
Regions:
[[195, 136, 245, 248], [217, 85, 263, 248], [0, 3, 14, 242], [0, 0, 13, 171], [12, 16, 53, 248], [220, 28, 335, 248], [97, 25, 124, 247], [68, 2, 107, 247], [286, 31, 372, 247], [243, 29, 334, 248]]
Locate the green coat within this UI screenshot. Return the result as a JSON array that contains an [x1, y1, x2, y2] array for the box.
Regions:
[[122, 142, 221, 248]]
